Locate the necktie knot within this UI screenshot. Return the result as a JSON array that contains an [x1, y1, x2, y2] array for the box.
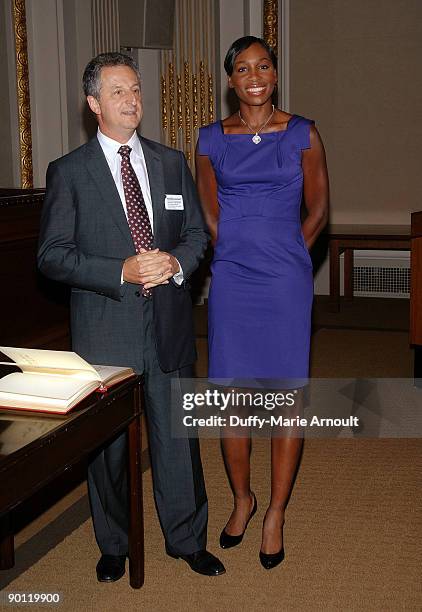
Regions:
[[118, 145, 132, 159]]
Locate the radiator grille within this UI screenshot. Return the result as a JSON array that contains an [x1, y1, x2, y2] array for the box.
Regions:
[[353, 266, 410, 297]]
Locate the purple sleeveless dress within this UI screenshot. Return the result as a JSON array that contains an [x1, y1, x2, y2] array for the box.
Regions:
[[198, 115, 314, 388]]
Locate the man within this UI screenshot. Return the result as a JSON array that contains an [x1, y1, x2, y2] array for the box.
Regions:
[[38, 52, 225, 581]]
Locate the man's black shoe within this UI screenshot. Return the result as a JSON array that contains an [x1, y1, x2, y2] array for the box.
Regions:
[[166, 547, 226, 576], [96, 554, 126, 582]]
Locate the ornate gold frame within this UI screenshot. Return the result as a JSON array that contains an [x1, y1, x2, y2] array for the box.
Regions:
[[12, 0, 33, 188], [263, 0, 278, 53]]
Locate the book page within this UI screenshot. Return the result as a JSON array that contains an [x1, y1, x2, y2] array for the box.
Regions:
[[92, 365, 135, 386], [0, 372, 98, 409], [0, 347, 99, 380]]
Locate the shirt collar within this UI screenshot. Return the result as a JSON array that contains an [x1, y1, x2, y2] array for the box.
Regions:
[[97, 128, 143, 160]]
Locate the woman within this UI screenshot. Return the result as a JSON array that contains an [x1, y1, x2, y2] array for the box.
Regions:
[[196, 36, 329, 569]]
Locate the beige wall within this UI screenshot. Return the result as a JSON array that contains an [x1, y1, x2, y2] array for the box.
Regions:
[[62, 0, 94, 149], [26, 0, 94, 186], [1, 0, 264, 188], [2, 0, 418, 298], [136, 48, 162, 142], [290, 0, 422, 225], [0, 1, 15, 187], [27, 0, 68, 186], [1, 0, 20, 187], [218, 0, 263, 117]]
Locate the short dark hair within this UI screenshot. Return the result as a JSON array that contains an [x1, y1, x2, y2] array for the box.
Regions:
[[82, 52, 141, 98], [224, 36, 277, 76]]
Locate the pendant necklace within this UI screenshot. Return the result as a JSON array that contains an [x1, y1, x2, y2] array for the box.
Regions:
[[238, 104, 275, 144]]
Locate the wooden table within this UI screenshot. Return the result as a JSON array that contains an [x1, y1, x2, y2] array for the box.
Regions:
[[0, 377, 144, 588], [328, 224, 411, 311]]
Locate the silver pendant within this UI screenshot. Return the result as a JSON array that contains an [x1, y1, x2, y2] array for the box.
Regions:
[[252, 133, 261, 144]]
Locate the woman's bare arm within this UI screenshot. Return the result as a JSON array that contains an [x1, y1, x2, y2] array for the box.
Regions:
[[195, 144, 219, 245], [301, 126, 329, 249]]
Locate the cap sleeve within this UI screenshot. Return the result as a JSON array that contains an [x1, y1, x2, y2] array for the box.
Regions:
[[197, 124, 212, 156], [295, 117, 315, 150]]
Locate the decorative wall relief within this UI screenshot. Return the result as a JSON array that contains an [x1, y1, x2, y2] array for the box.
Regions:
[[160, 0, 215, 170], [263, 0, 278, 53]]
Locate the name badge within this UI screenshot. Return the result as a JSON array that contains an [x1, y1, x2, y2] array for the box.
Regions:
[[165, 194, 184, 210]]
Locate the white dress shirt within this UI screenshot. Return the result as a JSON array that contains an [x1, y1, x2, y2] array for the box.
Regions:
[[97, 128, 183, 284]]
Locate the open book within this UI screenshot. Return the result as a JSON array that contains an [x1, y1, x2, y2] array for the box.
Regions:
[[0, 347, 135, 414]]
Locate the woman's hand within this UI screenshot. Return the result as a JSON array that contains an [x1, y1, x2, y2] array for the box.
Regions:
[[301, 126, 329, 249]]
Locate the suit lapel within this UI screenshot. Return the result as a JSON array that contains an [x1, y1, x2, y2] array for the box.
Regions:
[[84, 137, 134, 249], [139, 136, 166, 238]]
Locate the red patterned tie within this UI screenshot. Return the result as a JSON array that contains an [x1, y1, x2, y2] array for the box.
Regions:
[[118, 145, 153, 297]]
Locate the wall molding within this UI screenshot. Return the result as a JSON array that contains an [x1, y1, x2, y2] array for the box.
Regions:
[[280, 0, 289, 111]]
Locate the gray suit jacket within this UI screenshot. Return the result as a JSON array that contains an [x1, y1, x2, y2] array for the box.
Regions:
[[38, 135, 208, 373]]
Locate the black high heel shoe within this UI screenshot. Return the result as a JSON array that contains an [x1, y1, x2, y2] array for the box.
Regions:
[[259, 547, 285, 570], [219, 492, 257, 549], [259, 514, 285, 569]]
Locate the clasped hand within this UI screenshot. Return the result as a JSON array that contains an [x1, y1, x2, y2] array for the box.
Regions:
[[123, 248, 179, 288]]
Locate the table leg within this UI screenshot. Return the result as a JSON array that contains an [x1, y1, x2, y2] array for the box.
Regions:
[[414, 346, 422, 388], [128, 384, 144, 589], [344, 249, 354, 300], [329, 240, 340, 312], [0, 514, 14, 570]]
